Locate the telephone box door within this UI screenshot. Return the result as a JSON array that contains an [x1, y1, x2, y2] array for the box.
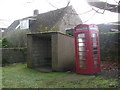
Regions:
[[75, 31, 92, 74], [90, 30, 101, 73]]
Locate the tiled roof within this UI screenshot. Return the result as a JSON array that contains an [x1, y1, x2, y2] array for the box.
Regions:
[[7, 20, 19, 31], [7, 6, 75, 31], [30, 7, 68, 31]]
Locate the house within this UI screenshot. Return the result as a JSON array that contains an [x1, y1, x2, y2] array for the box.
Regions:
[[0, 20, 9, 39], [7, 6, 82, 33], [0, 28, 5, 39]]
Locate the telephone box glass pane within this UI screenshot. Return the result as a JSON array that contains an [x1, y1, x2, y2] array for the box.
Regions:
[[94, 51, 98, 54], [94, 60, 98, 68], [93, 55, 98, 59], [92, 34, 96, 37], [79, 61, 87, 68], [79, 43, 85, 46], [93, 38, 97, 42], [94, 60, 97, 64], [79, 56, 86, 60], [93, 47, 97, 50], [79, 52, 86, 55], [79, 47, 86, 51], [78, 34, 85, 38], [78, 38, 85, 42], [93, 43, 97, 46], [80, 60, 85, 64], [80, 65, 87, 68]]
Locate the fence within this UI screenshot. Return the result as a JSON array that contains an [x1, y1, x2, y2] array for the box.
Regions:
[[2, 48, 27, 66]]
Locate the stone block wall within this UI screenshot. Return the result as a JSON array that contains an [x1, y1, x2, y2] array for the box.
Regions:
[[31, 36, 51, 68], [2, 48, 27, 66], [51, 33, 75, 71], [27, 32, 75, 72]]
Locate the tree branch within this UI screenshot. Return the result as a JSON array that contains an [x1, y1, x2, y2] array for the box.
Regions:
[[87, 0, 120, 13]]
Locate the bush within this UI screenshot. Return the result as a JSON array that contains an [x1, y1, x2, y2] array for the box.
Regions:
[[2, 37, 10, 48], [100, 32, 119, 62], [0, 40, 2, 48], [4, 29, 30, 47], [0, 37, 11, 48]]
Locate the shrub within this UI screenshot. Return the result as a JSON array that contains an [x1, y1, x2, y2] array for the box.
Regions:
[[4, 29, 30, 47], [1, 37, 10, 48], [100, 32, 119, 62], [0, 40, 2, 48]]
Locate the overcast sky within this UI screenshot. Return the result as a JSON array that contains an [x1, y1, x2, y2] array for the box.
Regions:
[[0, 0, 119, 27]]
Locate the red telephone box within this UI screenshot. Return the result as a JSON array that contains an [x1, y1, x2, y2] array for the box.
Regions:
[[74, 24, 101, 74]]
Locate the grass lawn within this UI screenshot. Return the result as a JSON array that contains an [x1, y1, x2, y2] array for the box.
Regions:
[[2, 64, 119, 88]]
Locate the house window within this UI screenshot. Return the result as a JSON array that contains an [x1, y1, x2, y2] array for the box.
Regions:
[[20, 19, 29, 29], [0, 29, 4, 32]]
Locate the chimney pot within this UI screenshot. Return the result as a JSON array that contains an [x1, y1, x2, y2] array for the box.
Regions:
[[33, 9, 39, 16]]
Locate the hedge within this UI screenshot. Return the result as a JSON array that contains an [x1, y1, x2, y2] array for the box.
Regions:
[[100, 32, 119, 62]]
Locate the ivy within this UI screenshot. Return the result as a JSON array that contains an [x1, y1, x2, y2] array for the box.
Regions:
[[2, 37, 10, 48], [100, 33, 119, 61]]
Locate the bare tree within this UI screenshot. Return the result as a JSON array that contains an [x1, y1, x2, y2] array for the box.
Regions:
[[86, 0, 120, 13]]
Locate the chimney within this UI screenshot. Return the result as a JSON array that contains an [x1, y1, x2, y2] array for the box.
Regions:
[[33, 9, 39, 16]]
